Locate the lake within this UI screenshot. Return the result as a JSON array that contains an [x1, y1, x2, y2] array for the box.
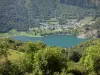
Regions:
[[12, 35, 87, 48]]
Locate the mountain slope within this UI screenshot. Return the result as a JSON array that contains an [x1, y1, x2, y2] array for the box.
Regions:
[[0, 0, 100, 32], [60, 0, 100, 7]]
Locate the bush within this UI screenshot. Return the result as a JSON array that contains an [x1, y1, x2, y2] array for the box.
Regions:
[[33, 47, 67, 75]]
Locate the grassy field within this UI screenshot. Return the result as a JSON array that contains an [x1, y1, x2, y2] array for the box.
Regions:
[[8, 49, 24, 61], [80, 16, 93, 24], [48, 21, 58, 25], [0, 49, 24, 63], [42, 30, 57, 34], [48, 18, 58, 25], [0, 29, 42, 37], [16, 32, 41, 37]]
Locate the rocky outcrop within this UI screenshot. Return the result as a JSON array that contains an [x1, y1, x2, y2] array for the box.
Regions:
[[77, 29, 98, 39], [96, 30, 100, 38], [77, 34, 88, 39]]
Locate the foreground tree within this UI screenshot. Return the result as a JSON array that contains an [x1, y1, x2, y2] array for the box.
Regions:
[[33, 47, 67, 75], [0, 40, 9, 61], [80, 45, 100, 75]]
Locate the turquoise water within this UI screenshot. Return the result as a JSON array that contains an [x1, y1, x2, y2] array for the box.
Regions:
[[13, 35, 86, 48]]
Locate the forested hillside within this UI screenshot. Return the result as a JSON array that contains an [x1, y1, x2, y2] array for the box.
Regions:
[[0, 0, 100, 32], [0, 0, 58, 32], [60, 0, 100, 8]]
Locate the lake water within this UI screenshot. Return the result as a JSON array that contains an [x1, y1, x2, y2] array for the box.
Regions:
[[13, 35, 87, 48]]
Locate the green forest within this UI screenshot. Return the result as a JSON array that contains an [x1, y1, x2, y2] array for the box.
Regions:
[[0, 38, 100, 75], [0, 0, 100, 32]]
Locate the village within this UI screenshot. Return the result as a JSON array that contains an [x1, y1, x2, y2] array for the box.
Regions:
[[32, 18, 96, 32]]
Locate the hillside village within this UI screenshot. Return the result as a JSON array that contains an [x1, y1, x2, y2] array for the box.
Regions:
[[27, 16, 100, 39], [30, 17, 96, 32]]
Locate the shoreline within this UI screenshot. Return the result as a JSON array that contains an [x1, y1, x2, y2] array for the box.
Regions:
[[0, 31, 72, 38], [13, 35, 42, 37], [0, 34, 72, 38], [77, 34, 88, 39], [0, 33, 88, 39], [0, 31, 88, 39], [0, 32, 42, 38], [0, 35, 42, 38]]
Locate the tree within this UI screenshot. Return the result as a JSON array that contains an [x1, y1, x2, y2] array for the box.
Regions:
[[0, 40, 9, 61], [68, 51, 81, 62], [33, 47, 67, 75], [80, 45, 100, 74]]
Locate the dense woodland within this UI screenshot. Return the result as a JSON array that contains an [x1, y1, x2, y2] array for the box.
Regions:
[[0, 0, 100, 32], [0, 38, 100, 75]]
